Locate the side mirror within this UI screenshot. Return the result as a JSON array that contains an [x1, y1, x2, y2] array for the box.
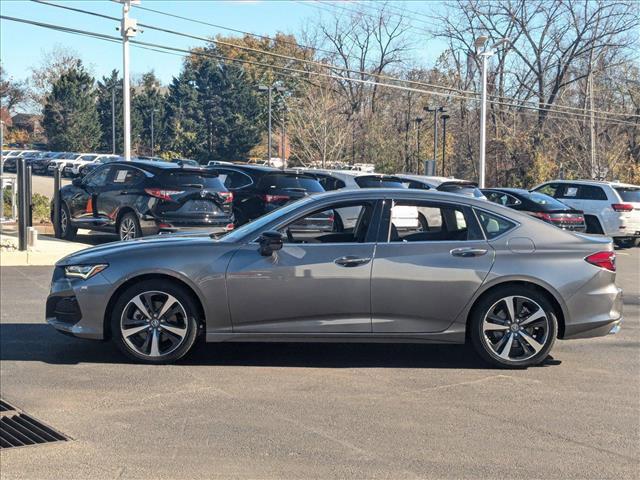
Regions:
[[258, 230, 284, 256], [72, 177, 83, 187]]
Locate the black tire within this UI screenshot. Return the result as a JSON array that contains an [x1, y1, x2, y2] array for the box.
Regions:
[[55, 202, 77, 241], [613, 237, 634, 249], [111, 280, 200, 364], [118, 211, 142, 241], [469, 286, 558, 368]]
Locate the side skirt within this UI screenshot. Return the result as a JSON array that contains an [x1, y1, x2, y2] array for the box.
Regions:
[[205, 331, 466, 344]]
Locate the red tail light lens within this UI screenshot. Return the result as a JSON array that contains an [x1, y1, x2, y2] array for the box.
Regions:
[[611, 203, 633, 212], [144, 188, 184, 201], [531, 212, 552, 221], [585, 251, 616, 272], [262, 194, 290, 203], [218, 191, 234, 204]]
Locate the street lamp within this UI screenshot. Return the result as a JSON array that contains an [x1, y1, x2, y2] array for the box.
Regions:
[[475, 36, 509, 188], [150, 108, 158, 157], [424, 106, 445, 174], [258, 84, 286, 166], [440, 113, 450, 176], [111, 84, 122, 155], [414, 117, 423, 174]]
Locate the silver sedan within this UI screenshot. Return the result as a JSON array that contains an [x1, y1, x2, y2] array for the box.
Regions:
[[47, 189, 623, 367]]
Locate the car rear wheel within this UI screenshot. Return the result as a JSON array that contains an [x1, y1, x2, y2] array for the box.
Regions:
[[55, 203, 77, 241], [470, 286, 557, 368], [118, 212, 141, 241], [111, 280, 200, 364]]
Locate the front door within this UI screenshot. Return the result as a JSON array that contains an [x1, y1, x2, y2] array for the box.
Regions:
[[371, 199, 494, 333], [225, 201, 381, 333], [67, 165, 113, 226]]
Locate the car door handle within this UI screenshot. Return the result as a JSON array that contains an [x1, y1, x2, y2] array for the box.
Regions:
[[334, 256, 372, 267], [450, 247, 488, 258]]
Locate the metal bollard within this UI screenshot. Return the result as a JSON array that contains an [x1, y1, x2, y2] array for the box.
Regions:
[[17, 158, 28, 251], [28, 226, 38, 249], [26, 165, 33, 228], [53, 165, 62, 238]]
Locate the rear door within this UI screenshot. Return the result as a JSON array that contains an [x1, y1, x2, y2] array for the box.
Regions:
[[99, 166, 146, 226], [371, 198, 494, 333]]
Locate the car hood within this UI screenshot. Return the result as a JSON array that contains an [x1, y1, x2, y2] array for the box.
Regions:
[[56, 231, 217, 266]]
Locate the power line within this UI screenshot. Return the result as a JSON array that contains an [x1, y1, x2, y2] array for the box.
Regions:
[[32, 0, 639, 121], [4, 12, 639, 127]]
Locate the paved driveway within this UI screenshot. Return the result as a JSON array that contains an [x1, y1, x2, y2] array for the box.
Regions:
[[0, 250, 638, 479]]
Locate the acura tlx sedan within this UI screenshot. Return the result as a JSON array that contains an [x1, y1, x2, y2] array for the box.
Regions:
[[46, 189, 623, 368]]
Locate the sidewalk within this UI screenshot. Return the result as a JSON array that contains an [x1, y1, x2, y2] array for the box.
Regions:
[[0, 231, 92, 266]]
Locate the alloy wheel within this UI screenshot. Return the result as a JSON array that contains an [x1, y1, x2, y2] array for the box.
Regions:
[[481, 295, 550, 363], [120, 217, 137, 240], [60, 209, 68, 235], [120, 291, 189, 358]]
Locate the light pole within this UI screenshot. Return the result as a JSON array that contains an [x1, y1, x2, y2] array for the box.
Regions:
[[117, 0, 140, 161], [441, 113, 450, 176], [258, 84, 286, 166], [414, 117, 423, 174], [150, 109, 158, 157], [424, 106, 445, 174], [111, 84, 122, 155], [475, 36, 509, 188]]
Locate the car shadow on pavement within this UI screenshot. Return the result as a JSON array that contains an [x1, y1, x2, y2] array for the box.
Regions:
[[0, 323, 561, 369]]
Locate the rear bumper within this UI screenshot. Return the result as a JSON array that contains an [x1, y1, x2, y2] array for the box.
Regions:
[[140, 214, 234, 235], [563, 283, 623, 339]]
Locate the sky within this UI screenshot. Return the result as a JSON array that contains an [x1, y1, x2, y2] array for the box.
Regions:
[[1, 0, 446, 91]]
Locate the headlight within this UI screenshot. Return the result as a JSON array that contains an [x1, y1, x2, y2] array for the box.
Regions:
[[64, 264, 108, 279]]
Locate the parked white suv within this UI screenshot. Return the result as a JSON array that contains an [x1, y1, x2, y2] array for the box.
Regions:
[[533, 180, 640, 247]]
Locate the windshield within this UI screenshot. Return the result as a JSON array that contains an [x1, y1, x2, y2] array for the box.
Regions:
[[615, 187, 640, 203], [355, 176, 406, 188], [219, 195, 317, 243], [522, 191, 569, 210]]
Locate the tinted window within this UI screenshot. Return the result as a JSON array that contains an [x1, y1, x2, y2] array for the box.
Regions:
[[577, 185, 607, 200], [85, 166, 111, 187], [316, 175, 346, 191], [484, 191, 520, 206], [160, 172, 225, 189], [405, 181, 430, 190], [216, 170, 252, 189], [614, 187, 640, 202], [521, 192, 569, 210], [355, 176, 406, 188], [113, 167, 144, 185], [80, 155, 97, 161], [438, 183, 485, 198], [260, 174, 324, 192], [475, 210, 517, 239]]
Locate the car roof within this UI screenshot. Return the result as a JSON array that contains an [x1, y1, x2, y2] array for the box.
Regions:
[[396, 174, 475, 185], [108, 160, 214, 173], [538, 179, 635, 187], [483, 187, 530, 195]]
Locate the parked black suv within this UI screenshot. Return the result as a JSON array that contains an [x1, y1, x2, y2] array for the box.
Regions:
[[55, 160, 234, 241], [207, 164, 326, 225]]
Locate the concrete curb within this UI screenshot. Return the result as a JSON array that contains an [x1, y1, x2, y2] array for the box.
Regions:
[[0, 234, 92, 266]]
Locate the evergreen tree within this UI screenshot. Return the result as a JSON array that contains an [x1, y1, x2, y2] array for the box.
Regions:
[[96, 70, 123, 153], [42, 63, 101, 151], [132, 71, 166, 156], [163, 67, 201, 158]]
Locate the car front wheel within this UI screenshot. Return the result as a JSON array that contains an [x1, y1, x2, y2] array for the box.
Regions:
[[470, 287, 557, 368], [111, 280, 200, 364], [118, 212, 141, 241]]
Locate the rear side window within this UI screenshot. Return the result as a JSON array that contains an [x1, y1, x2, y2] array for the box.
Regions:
[[475, 210, 517, 239], [485, 191, 521, 206], [161, 172, 225, 189], [577, 185, 607, 200], [614, 187, 640, 202], [113, 168, 144, 185], [259, 174, 324, 192], [355, 176, 406, 188]]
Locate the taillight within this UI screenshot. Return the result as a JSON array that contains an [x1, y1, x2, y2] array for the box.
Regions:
[[262, 194, 290, 203], [585, 251, 616, 272], [144, 188, 184, 201], [531, 212, 552, 221], [219, 191, 233, 204], [611, 203, 633, 212]]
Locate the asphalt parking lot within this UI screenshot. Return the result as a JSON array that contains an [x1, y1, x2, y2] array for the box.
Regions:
[[0, 250, 638, 479]]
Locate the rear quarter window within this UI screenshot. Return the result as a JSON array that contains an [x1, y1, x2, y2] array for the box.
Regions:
[[475, 210, 517, 239], [614, 187, 640, 202]]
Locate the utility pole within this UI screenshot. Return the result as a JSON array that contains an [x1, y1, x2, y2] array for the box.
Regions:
[[414, 117, 423, 174], [441, 113, 450, 176], [474, 36, 509, 188], [280, 105, 287, 170], [118, 0, 139, 161], [150, 109, 156, 157], [588, 70, 597, 179], [111, 87, 116, 154]]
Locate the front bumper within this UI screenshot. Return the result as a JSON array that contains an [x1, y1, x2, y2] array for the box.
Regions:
[[46, 267, 112, 340]]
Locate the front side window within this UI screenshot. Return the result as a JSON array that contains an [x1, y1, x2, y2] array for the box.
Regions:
[[279, 202, 375, 244], [113, 168, 144, 185], [387, 201, 479, 242], [535, 183, 560, 197], [475, 210, 517, 239]]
